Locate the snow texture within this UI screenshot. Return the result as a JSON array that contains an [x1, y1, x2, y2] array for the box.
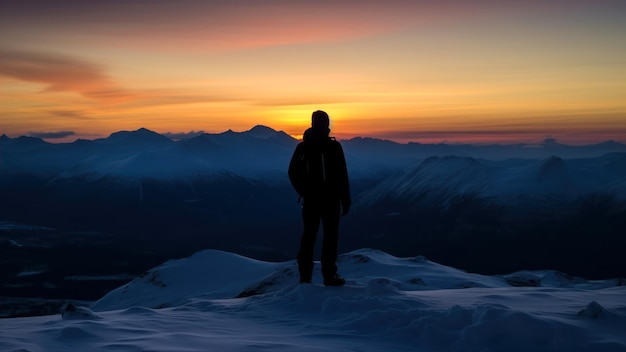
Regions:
[[358, 154, 626, 207], [1, 249, 625, 352]]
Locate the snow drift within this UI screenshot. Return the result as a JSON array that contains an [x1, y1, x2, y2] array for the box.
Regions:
[[1, 249, 625, 352]]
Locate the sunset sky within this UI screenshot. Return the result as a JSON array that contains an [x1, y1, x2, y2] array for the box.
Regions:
[[1, 0, 625, 144]]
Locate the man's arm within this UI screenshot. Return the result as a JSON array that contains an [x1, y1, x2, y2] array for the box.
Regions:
[[288, 143, 306, 197], [335, 142, 351, 215]]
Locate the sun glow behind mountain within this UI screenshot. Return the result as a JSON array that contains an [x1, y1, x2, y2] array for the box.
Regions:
[[1, 0, 625, 144]]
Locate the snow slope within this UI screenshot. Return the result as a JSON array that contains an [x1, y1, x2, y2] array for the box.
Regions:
[[1, 249, 625, 352], [359, 155, 626, 207]]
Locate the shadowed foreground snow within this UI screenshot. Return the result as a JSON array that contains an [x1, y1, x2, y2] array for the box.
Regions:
[[1, 249, 625, 352]]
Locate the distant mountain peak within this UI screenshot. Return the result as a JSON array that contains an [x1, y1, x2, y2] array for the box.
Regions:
[[247, 125, 278, 138], [14, 135, 48, 146], [541, 156, 566, 169], [104, 127, 173, 146], [592, 140, 626, 148], [249, 125, 275, 132], [108, 127, 156, 137], [136, 127, 153, 134], [537, 156, 568, 183]]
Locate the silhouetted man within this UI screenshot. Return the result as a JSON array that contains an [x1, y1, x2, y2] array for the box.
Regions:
[[288, 110, 351, 286]]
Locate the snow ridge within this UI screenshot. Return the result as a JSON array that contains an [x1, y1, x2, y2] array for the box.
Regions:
[[1, 249, 625, 352]]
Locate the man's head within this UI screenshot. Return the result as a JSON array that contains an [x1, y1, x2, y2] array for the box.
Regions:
[[311, 110, 330, 130]]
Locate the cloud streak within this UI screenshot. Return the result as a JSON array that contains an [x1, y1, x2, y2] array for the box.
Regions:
[[48, 110, 91, 120], [3, 0, 614, 52], [0, 1, 489, 52], [0, 49, 131, 101], [28, 131, 76, 139]]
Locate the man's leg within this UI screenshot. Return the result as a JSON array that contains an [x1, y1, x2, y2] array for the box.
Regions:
[[320, 201, 341, 282], [297, 202, 321, 283]]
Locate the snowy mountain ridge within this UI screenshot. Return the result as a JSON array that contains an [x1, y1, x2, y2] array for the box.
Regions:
[[92, 248, 621, 312], [359, 154, 626, 207], [2, 248, 625, 352]]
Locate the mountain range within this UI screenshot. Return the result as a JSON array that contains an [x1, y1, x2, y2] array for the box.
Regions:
[[3, 125, 626, 180], [1, 126, 625, 304]]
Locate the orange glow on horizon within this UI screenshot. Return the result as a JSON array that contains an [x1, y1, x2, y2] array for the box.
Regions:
[[1, 1, 625, 145]]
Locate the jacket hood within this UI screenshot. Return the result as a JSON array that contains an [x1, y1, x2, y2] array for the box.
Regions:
[[303, 127, 330, 143]]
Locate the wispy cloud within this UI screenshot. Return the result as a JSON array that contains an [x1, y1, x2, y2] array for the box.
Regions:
[[0, 49, 132, 101], [3, 0, 612, 52], [48, 110, 91, 120], [337, 129, 561, 145], [0, 1, 482, 52], [28, 130, 76, 139]]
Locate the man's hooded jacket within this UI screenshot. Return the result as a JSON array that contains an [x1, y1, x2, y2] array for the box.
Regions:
[[288, 127, 351, 209]]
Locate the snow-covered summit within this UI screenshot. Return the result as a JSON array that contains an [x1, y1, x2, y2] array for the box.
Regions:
[[92, 248, 621, 312], [1, 248, 625, 351], [92, 249, 282, 310]]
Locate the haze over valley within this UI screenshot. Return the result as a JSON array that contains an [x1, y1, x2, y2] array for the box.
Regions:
[[2, 126, 625, 317]]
